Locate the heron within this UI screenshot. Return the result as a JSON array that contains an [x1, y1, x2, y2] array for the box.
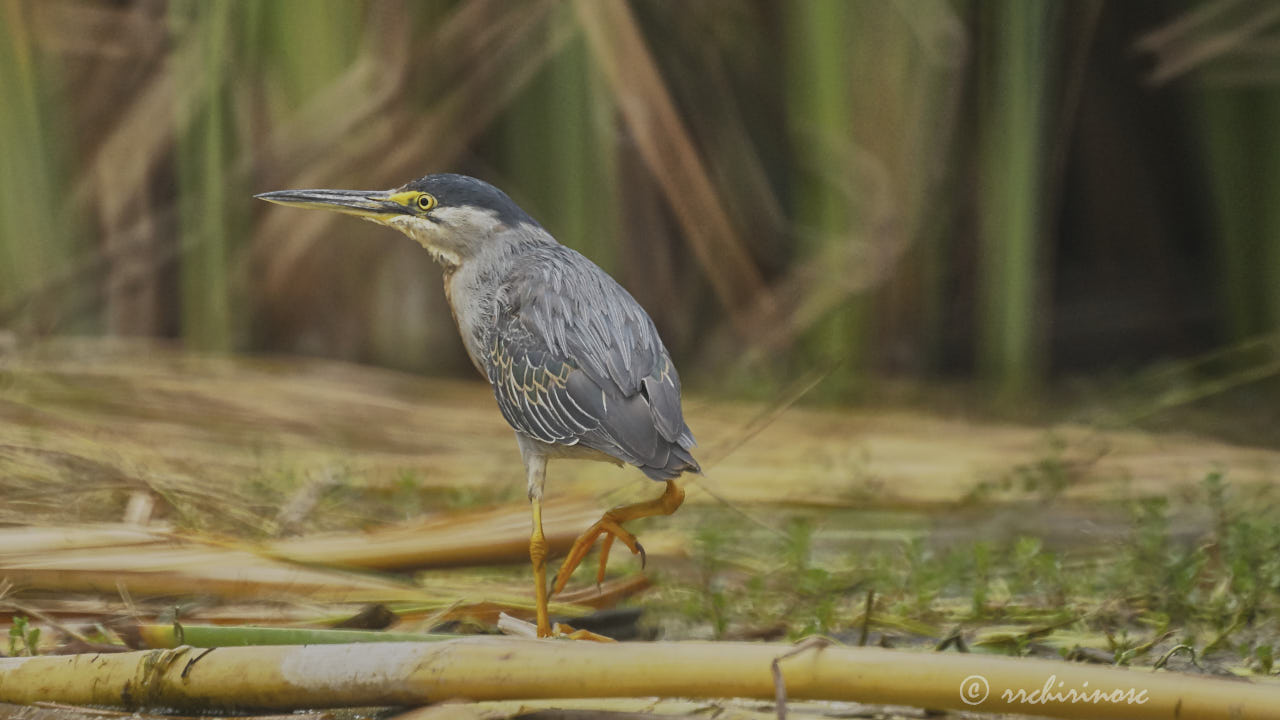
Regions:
[[256, 173, 699, 637]]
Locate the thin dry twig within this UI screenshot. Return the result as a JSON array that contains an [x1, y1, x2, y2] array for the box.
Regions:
[[771, 636, 834, 720]]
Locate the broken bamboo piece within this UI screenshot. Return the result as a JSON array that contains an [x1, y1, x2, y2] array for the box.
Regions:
[[1, 639, 1277, 719]]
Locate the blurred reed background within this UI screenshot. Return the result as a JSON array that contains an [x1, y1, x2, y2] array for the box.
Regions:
[[2, 0, 1280, 418]]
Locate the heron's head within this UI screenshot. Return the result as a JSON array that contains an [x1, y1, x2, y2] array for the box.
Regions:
[[255, 173, 538, 266]]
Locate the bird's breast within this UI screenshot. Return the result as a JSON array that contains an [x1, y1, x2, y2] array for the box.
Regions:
[[443, 265, 494, 378]]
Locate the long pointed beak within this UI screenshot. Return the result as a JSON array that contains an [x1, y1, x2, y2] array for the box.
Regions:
[[254, 188, 410, 220]]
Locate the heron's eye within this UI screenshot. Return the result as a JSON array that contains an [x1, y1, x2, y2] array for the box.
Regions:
[[416, 193, 437, 212]]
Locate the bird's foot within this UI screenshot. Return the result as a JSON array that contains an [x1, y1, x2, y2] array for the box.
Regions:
[[499, 611, 616, 642], [551, 514, 644, 596], [552, 622, 617, 642], [550, 481, 685, 596]]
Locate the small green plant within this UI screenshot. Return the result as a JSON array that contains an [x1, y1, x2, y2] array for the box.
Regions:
[[780, 518, 841, 637], [1204, 473, 1280, 625], [7, 616, 39, 656], [691, 522, 733, 639], [962, 433, 1098, 504], [1254, 644, 1274, 675], [1010, 435, 1072, 495], [970, 541, 992, 618], [643, 469, 1279, 668], [1009, 535, 1065, 604]]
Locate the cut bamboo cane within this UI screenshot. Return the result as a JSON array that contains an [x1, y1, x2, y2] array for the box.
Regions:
[[1, 639, 1277, 719]]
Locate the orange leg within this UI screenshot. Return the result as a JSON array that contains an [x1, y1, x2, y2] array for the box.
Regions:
[[551, 480, 685, 596], [529, 497, 551, 637]]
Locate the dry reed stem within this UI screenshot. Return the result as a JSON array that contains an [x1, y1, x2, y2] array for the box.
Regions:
[[256, 0, 562, 299], [263, 498, 605, 569], [1, 639, 1277, 718], [0, 539, 551, 611], [1135, 0, 1280, 85], [127, 623, 455, 649], [573, 0, 781, 341]]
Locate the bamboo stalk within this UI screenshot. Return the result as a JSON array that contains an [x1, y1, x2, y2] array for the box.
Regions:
[[261, 0, 362, 106], [1264, 93, 1280, 332], [1, 639, 1277, 718], [1199, 88, 1258, 339], [172, 0, 236, 352], [786, 0, 867, 385], [504, 4, 617, 273], [0, 1, 78, 331], [975, 0, 1055, 398]]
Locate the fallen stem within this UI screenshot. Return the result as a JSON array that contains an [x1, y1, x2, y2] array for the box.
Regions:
[[0, 639, 1276, 719]]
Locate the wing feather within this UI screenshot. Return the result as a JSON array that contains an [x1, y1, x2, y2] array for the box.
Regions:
[[483, 245, 698, 479]]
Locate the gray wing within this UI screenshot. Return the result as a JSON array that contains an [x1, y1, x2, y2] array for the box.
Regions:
[[483, 246, 698, 480]]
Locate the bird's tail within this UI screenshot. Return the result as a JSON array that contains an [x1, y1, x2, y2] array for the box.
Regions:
[[639, 442, 700, 481]]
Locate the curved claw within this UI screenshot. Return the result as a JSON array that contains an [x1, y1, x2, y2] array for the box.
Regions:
[[551, 515, 642, 596], [552, 481, 683, 596], [596, 534, 615, 589], [592, 536, 647, 591]]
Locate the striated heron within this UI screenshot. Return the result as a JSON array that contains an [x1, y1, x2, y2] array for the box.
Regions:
[[256, 174, 700, 637]]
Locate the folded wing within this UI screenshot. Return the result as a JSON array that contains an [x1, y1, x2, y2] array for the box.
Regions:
[[483, 246, 698, 480]]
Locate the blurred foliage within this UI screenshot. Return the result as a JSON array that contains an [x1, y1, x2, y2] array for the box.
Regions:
[[649, 471, 1280, 673], [2, 0, 1280, 406]]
